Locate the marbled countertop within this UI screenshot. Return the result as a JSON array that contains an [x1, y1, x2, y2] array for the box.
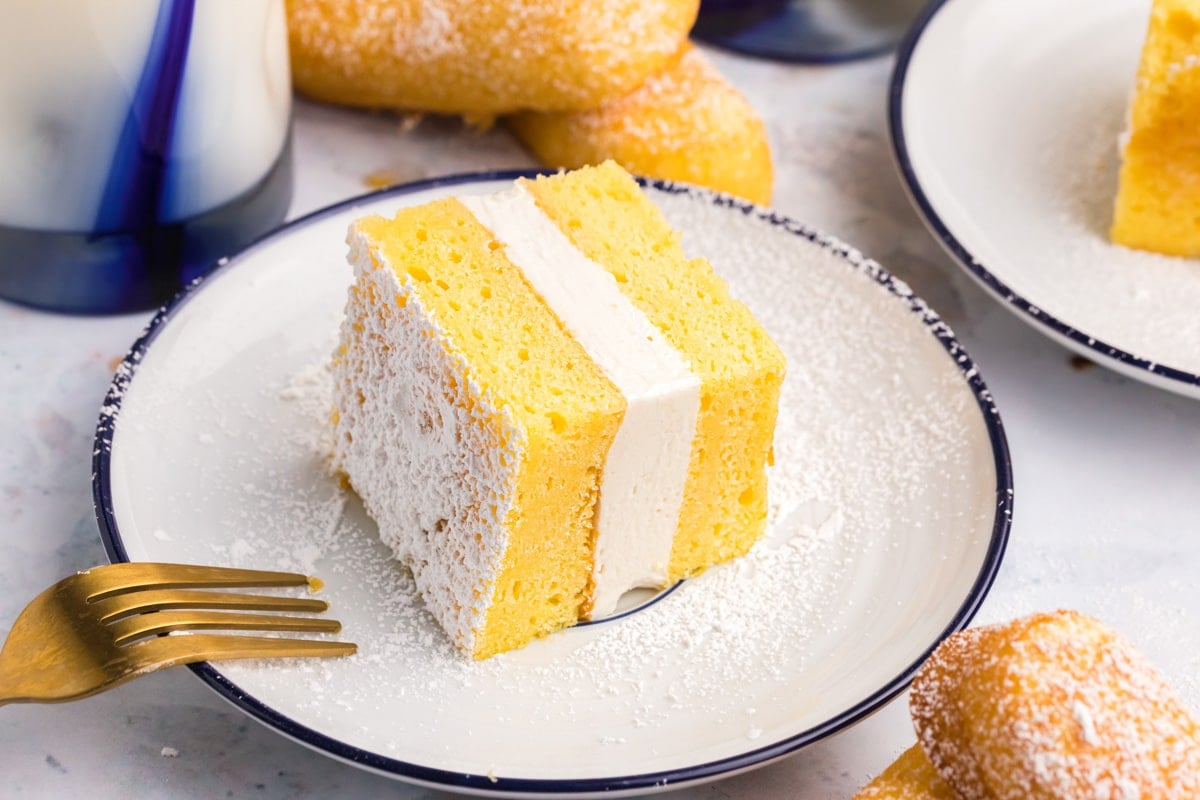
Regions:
[[2, 47, 1199, 799]]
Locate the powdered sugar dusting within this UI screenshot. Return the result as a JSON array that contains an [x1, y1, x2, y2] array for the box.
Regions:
[[108, 182, 1003, 778], [532, 46, 758, 155], [329, 227, 520, 655], [911, 611, 1200, 798], [287, 0, 694, 113], [1073, 700, 1100, 747]]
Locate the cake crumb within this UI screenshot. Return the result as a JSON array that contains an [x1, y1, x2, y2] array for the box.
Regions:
[[1068, 354, 1095, 371]]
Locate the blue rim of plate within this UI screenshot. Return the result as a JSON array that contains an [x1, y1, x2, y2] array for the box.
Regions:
[[92, 169, 1013, 796], [888, 0, 1200, 394]]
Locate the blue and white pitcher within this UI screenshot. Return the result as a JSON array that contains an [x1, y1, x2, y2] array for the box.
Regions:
[[0, 0, 292, 313]]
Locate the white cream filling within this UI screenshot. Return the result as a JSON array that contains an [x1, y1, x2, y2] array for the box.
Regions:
[[459, 184, 700, 619]]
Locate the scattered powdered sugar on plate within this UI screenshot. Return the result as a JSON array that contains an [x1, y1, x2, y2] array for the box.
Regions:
[[109, 182, 1003, 779], [215, 344, 859, 739]]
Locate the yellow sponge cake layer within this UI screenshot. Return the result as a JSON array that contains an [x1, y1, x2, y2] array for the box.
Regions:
[[1111, 0, 1200, 257], [522, 162, 786, 582], [337, 199, 624, 659]]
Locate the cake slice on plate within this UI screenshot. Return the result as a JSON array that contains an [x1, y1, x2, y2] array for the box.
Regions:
[[1111, 0, 1200, 257], [331, 162, 785, 658]]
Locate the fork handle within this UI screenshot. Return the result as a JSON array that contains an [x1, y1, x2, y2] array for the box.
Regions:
[[0, 637, 356, 705]]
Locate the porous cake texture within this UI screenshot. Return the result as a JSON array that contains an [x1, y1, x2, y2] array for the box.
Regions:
[[331, 162, 784, 659], [1111, 0, 1200, 257]]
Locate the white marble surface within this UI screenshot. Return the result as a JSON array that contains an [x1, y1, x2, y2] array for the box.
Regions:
[[2, 47, 1199, 799]]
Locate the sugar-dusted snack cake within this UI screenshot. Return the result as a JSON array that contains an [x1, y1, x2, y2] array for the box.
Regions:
[[1111, 0, 1200, 257], [330, 162, 785, 659], [911, 610, 1200, 798], [853, 610, 1200, 799], [850, 744, 958, 800], [287, 0, 699, 116], [508, 43, 775, 206]]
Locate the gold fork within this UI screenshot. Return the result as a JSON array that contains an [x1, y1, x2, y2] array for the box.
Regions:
[[0, 562, 356, 706]]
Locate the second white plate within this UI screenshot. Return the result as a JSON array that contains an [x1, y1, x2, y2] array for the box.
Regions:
[[891, 0, 1200, 398], [94, 174, 1010, 796]]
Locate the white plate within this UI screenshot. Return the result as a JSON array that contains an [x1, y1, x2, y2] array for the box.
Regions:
[[93, 173, 1011, 797], [891, 0, 1200, 398]]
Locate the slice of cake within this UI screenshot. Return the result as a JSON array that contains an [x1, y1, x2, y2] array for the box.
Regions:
[[331, 162, 785, 659], [1111, 0, 1200, 257]]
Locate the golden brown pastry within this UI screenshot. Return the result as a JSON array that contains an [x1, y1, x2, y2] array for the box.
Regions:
[[507, 43, 774, 206], [850, 744, 959, 800], [909, 610, 1200, 799], [286, 0, 699, 115]]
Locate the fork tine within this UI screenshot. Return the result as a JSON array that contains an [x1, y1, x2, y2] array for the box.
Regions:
[[91, 589, 328, 623], [80, 563, 312, 602], [126, 633, 357, 673], [109, 611, 342, 646]]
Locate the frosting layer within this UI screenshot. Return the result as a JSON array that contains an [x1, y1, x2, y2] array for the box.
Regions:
[[459, 184, 700, 618]]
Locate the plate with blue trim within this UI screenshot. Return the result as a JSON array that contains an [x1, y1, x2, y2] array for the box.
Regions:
[[93, 172, 1010, 796], [891, 0, 1200, 398]]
